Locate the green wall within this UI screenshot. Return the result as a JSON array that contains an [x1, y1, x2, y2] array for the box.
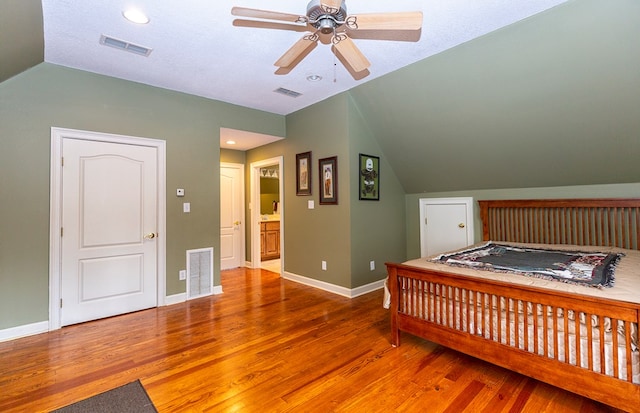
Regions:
[[348, 96, 406, 287], [260, 178, 279, 215], [246, 93, 407, 289], [220, 148, 246, 165], [350, 0, 640, 194], [3, 0, 639, 333], [404, 183, 640, 260], [0, 63, 285, 329], [0, 0, 43, 83], [248, 95, 352, 287]]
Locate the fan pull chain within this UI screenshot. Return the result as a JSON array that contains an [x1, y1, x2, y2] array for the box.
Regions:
[[333, 55, 337, 83]]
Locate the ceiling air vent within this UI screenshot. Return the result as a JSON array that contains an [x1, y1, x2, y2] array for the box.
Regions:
[[99, 35, 153, 57], [274, 87, 302, 98]]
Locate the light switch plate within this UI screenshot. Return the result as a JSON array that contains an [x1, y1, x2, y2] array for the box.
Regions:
[[308, 200, 314, 209], [183, 202, 190, 213]]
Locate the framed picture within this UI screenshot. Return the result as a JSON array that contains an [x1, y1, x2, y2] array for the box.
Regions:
[[358, 153, 379, 201], [319, 156, 338, 205], [296, 151, 312, 196]]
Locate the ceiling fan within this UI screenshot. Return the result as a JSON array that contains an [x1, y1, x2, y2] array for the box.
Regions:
[[231, 0, 423, 79]]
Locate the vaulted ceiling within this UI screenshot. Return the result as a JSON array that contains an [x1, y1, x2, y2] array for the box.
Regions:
[[3, 0, 566, 115], [2, 1, 639, 193]]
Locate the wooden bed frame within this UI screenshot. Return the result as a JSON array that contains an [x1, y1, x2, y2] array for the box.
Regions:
[[386, 199, 640, 412]]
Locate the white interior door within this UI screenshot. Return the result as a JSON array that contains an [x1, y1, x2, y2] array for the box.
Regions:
[[420, 197, 475, 257], [220, 163, 244, 270], [60, 138, 158, 326]]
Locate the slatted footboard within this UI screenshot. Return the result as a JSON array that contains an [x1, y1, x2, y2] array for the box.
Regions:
[[387, 198, 640, 412]]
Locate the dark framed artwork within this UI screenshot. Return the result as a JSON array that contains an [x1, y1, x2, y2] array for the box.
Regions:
[[296, 151, 312, 196], [359, 153, 379, 201], [319, 156, 338, 205]]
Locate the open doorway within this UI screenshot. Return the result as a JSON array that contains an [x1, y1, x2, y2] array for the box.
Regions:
[[250, 157, 283, 274]]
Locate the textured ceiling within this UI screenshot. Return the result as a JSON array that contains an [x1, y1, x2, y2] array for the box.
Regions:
[[41, 0, 567, 119]]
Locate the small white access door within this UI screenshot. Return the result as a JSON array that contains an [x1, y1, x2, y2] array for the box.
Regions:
[[220, 163, 244, 270], [59, 136, 159, 326], [420, 197, 475, 257]]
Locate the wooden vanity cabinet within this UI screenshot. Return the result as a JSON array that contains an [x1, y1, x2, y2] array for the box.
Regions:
[[260, 221, 280, 260]]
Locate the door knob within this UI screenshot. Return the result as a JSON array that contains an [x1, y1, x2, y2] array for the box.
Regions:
[[144, 232, 156, 239], [458, 223, 465, 228], [234, 221, 241, 225]]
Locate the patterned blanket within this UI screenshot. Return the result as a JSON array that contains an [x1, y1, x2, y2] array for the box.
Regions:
[[432, 243, 624, 288]]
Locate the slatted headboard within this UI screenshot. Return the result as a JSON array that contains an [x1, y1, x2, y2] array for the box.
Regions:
[[478, 199, 640, 250]]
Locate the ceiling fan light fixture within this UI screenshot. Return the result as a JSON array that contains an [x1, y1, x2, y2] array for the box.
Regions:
[[306, 74, 322, 82], [231, 0, 423, 81], [307, 0, 347, 21], [316, 17, 337, 34]]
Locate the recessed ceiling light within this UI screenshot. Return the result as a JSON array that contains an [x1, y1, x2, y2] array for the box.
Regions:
[[226, 140, 236, 145], [306, 74, 322, 82], [123, 9, 150, 24]]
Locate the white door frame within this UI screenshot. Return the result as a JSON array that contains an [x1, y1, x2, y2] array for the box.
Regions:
[[220, 162, 245, 269], [49, 127, 166, 331], [250, 156, 283, 271]]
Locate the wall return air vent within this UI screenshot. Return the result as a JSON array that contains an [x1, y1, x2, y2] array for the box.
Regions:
[[186, 247, 214, 299], [99, 35, 153, 56]]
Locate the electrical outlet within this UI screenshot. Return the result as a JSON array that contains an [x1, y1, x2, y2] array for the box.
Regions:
[[321, 260, 327, 271], [179, 270, 186, 280], [370, 261, 375, 271]]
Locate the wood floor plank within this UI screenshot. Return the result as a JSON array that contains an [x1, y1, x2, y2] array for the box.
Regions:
[[0, 267, 627, 412]]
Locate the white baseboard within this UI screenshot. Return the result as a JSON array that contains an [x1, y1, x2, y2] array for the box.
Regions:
[[0, 320, 49, 343], [164, 293, 186, 305], [165, 285, 223, 306], [0, 286, 225, 343], [351, 278, 386, 298], [283, 271, 385, 298]]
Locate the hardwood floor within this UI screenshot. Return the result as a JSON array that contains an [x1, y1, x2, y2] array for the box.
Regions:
[[0, 268, 624, 412]]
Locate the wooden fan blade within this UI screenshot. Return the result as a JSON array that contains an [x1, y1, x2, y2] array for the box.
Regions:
[[275, 35, 318, 68], [233, 19, 309, 33], [348, 28, 422, 42], [332, 36, 370, 73], [321, 0, 343, 13], [347, 11, 423, 31], [231, 7, 307, 24]]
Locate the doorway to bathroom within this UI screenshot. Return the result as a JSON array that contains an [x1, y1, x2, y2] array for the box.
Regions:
[[250, 157, 283, 274]]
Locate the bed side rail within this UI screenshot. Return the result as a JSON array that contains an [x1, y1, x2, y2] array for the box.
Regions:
[[390, 264, 639, 384]]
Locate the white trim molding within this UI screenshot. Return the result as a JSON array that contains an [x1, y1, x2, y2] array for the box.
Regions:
[[283, 271, 385, 298], [0, 321, 49, 343], [49, 127, 167, 331]]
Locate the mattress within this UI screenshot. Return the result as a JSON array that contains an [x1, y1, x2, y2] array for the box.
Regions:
[[403, 242, 640, 305]]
